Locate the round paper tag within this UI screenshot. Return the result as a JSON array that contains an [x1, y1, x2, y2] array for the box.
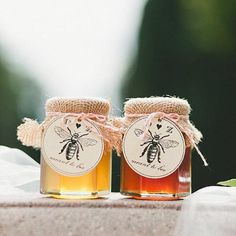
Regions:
[[122, 117, 185, 178], [41, 116, 104, 176]]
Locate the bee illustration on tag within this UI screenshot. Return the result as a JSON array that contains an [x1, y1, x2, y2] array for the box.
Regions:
[[54, 125, 97, 161], [134, 127, 179, 164]]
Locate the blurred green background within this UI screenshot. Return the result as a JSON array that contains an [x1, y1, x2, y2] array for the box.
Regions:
[[0, 0, 236, 192], [119, 0, 236, 191], [0, 51, 43, 162]]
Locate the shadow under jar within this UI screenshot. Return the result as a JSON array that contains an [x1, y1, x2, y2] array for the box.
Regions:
[[40, 97, 112, 199], [120, 97, 201, 200]]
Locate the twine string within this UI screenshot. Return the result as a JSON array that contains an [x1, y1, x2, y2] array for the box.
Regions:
[[126, 112, 208, 166], [46, 112, 121, 149]]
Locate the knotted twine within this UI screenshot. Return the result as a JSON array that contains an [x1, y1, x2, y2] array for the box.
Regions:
[[17, 97, 122, 151], [113, 97, 208, 166]]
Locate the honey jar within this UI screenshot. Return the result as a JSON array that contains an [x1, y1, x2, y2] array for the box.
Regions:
[[119, 97, 205, 200], [18, 97, 113, 199]]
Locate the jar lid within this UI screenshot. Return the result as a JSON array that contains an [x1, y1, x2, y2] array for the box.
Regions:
[[45, 97, 110, 116], [124, 97, 191, 116]]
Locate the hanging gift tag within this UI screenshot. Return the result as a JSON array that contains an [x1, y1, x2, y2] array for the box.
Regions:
[[122, 117, 185, 179], [41, 116, 104, 176]]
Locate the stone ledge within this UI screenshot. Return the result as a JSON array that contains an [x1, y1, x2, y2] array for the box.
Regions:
[[0, 193, 181, 236], [0, 193, 182, 209]]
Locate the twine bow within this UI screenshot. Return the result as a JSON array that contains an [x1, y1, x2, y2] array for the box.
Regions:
[[17, 112, 121, 151], [126, 112, 208, 166]]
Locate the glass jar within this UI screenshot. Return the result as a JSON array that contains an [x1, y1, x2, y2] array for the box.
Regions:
[[120, 147, 191, 200], [120, 97, 199, 200], [40, 142, 111, 199], [39, 97, 112, 199]]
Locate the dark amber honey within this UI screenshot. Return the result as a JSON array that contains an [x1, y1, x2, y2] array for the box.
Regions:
[[120, 147, 191, 200]]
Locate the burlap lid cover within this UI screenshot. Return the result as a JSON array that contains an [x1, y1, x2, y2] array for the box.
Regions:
[[121, 96, 202, 147], [125, 96, 190, 116], [46, 97, 110, 116], [17, 97, 112, 148]]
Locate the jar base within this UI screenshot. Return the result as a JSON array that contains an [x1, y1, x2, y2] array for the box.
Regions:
[[40, 190, 110, 199], [120, 191, 190, 201]]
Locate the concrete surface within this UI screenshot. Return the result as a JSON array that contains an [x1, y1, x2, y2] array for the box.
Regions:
[[0, 193, 182, 236]]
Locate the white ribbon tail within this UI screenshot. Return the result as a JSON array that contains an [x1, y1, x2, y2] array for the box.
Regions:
[[193, 144, 208, 166]]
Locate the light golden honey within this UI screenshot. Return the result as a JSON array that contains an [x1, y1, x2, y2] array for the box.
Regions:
[[40, 142, 111, 199]]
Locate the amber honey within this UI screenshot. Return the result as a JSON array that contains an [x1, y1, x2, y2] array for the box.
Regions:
[[120, 147, 191, 200], [119, 97, 199, 200], [40, 142, 111, 199]]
